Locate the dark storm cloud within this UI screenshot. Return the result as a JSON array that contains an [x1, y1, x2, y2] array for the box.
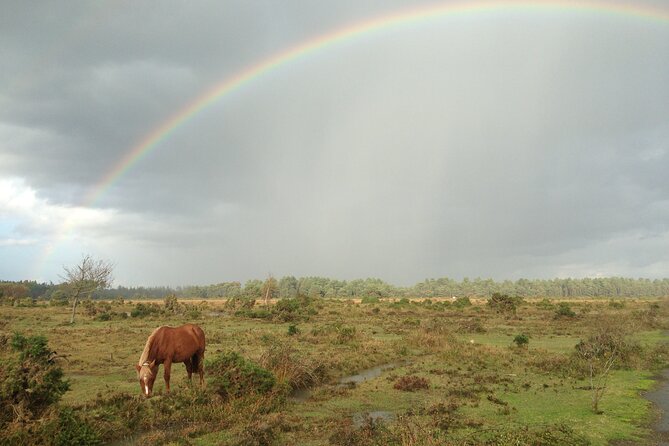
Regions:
[[1, 1, 669, 285]]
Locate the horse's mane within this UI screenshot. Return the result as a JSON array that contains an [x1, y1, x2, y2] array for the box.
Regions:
[[138, 326, 162, 366]]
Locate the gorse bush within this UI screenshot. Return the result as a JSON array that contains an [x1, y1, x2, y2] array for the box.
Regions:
[[272, 296, 317, 322], [554, 302, 576, 318], [43, 407, 101, 446], [130, 302, 161, 318], [1, 333, 69, 426], [488, 293, 521, 314], [513, 334, 529, 348], [207, 351, 276, 400], [360, 296, 380, 304], [453, 296, 472, 308]]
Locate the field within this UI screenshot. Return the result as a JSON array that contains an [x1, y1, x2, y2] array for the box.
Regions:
[[1, 295, 668, 445]]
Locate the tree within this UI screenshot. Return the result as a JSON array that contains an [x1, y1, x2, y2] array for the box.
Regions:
[[261, 274, 278, 306], [61, 255, 114, 324], [575, 317, 628, 414], [0, 282, 30, 306]]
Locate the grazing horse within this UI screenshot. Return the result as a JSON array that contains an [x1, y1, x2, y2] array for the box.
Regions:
[[135, 324, 205, 397]]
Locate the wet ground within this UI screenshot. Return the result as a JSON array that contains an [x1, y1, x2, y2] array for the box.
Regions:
[[645, 369, 669, 446]]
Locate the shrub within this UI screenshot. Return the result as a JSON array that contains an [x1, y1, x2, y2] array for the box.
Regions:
[[163, 294, 181, 313], [513, 334, 529, 348], [458, 318, 486, 333], [0, 333, 69, 426], [554, 302, 576, 318], [44, 407, 101, 446], [537, 297, 554, 310], [259, 339, 325, 390], [287, 325, 300, 336], [360, 296, 380, 304], [453, 297, 472, 308], [207, 351, 276, 400], [224, 296, 256, 311], [393, 375, 430, 392], [488, 293, 521, 314], [130, 302, 161, 318], [272, 296, 317, 322]]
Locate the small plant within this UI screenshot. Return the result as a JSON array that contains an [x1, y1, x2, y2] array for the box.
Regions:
[[513, 333, 529, 348], [287, 324, 300, 336], [360, 296, 380, 304], [537, 297, 554, 310], [130, 302, 161, 318], [555, 302, 576, 318], [393, 375, 430, 391], [453, 296, 472, 308]]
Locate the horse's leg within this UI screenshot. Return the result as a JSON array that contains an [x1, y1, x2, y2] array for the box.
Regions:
[[198, 350, 205, 387], [163, 359, 172, 393], [185, 358, 193, 383]]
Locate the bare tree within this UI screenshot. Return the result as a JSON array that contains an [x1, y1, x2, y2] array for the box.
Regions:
[[575, 316, 629, 413], [61, 255, 114, 324], [261, 274, 278, 306]]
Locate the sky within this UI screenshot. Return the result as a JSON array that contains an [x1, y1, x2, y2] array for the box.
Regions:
[[1, 1, 669, 287]]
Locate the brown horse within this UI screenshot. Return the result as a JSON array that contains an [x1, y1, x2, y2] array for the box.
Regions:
[[135, 324, 205, 397]]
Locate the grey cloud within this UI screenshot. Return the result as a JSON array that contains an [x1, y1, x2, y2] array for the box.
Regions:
[[1, 1, 669, 285]]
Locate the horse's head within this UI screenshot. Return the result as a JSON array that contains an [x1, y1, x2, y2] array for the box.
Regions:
[[135, 360, 157, 397]]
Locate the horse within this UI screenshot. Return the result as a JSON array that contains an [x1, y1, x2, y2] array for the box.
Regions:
[[135, 324, 205, 397]]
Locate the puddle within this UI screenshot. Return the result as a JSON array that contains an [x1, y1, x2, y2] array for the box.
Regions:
[[338, 362, 403, 385], [645, 369, 669, 445], [290, 362, 404, 403], [352, 410, 395, 427]]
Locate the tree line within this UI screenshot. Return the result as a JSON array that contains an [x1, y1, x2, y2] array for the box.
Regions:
[[3, 276, 669, 302]]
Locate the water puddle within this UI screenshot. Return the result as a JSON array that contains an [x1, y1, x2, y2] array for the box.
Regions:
[[645, 369, 669, 445], [338, 362, 403, 385], [290, 361, 404, 402]]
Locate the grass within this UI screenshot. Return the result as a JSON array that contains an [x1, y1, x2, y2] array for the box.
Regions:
[[1, 296, 668, 445]]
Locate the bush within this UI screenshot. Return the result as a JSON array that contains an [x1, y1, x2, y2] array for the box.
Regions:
[[360, 296, 380, 304], [44, 407, 101, 446], [393, 375, 429, 392], [554, 302, 576, 318], [0, 333, 69, 426], [513, 334, 529, 348], [537, 297, 554, 310], [130, 302, 161, 318], [488, 293, 521, 314], [224, 295, 256, 311], [207, 351, 276, 400], [287, 325, 300, 336], [272, 296, 317, 322], [453, 297, 472, 308]]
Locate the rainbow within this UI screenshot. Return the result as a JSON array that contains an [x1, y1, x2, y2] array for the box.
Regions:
[[35, 0, 669, 277]]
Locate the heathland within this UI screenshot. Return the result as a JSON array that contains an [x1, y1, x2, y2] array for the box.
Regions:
[[1, 294, 668, 445]]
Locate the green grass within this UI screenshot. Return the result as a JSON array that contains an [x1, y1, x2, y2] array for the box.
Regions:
[[1, 297, 667, 445]]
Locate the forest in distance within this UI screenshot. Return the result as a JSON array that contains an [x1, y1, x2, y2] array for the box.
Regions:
[[3, 275, 669, 302]]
